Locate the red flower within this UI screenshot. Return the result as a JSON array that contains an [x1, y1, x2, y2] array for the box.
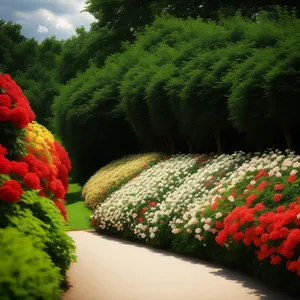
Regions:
[[261, 233, 269, 243], [233, 232, 244, 242], [24, 173, 40, 190], [0, 180, 23, 203], [215, 232, 228, 245], [150, 201, 156, 207], [246, 194, 257, 207], [276, 206, 286, 213], [269, 230, 281, 240], [138, 217, 143, 223], [253, 203, 265, 212], [53, 179, 65, 199], [215, 221, 224, 229], [9, 107, 29, 128], [288, 174, 297, 183], [142, 207, 147, 212], [254, 238, 262, 246], [54, 199, 67, 221], [0, 157, 10, 174], [0, 94, 11, 107], [10, 161, 28, 177], [257, 181, 268, 192], [255, 225, 264, 235], [229, 223, 240, 234], [271, 255, 282, 265], [247, 184, 254, 191], [255, 170, 266, 181], [0, 106, 10, 121], [0, 145, 7, 156], [274, 194, 282, 203], [211, 202, 220, 211], [274, 184, 284, 191]]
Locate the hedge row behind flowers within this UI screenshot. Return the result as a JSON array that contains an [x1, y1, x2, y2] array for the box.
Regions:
[[92, 150, 300, 295], [0, 73, 76, 299]]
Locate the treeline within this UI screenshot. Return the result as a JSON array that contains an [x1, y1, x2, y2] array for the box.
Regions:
[[53, 8, 300, 184], [0, 21, 108, 128], [1, 0, 300, 129]]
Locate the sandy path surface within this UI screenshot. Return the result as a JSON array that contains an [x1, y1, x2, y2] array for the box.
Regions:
[[63, 231, 294, 300]]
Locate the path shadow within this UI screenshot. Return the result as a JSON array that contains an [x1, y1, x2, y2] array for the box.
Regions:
[[87, 231, 296, 300]]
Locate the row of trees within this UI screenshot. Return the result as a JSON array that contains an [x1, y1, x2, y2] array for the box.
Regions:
[[53, 9, 300, 184], [2, 0, 299, 129]]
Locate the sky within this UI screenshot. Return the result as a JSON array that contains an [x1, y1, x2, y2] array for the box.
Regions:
[[0, 0, 96, 41]]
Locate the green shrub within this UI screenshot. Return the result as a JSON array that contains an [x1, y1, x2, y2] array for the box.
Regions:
[[1, 190, 76, 276], [0, 227, 62, 300]]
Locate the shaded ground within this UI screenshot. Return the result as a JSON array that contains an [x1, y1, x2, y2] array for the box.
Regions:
[[65, 180, 92, 231], [63, 231, 294, 300]]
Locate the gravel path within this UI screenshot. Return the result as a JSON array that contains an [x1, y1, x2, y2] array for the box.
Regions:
[[63, 231, 294, 300]]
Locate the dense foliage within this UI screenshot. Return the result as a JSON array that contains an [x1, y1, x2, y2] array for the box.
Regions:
[[0, 73, 76, 299], [53, 9, 300, 183], [91, 150, 300, 295], [0, 227, 62, 300]]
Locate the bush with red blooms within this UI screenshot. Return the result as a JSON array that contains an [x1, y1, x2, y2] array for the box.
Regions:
[[0, 74, 35, 128], [0, 74, 71, 221]]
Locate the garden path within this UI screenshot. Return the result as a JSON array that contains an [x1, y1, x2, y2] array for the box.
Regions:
[[63, 231, 294, 300]]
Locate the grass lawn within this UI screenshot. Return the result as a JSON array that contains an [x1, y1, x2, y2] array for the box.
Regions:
[[65, 179, 93, 231]]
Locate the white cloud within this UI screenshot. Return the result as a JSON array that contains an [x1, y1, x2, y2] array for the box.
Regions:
[[37, 25, 48, 33], [8, 1, 96, 40]]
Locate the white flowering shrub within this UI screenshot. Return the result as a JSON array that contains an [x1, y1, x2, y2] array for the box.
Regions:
[[91, 154, 200, 243]]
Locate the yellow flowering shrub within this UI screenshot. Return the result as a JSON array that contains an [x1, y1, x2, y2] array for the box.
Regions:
[[83, 153, 162, 208]]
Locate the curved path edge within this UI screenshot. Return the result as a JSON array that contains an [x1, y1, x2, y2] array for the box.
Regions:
[[63, 231, 295, 300]]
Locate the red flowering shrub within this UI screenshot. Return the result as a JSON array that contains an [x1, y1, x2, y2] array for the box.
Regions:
[[215, 167, 300, 278], [0, 74, 34, 128], [0, 74, 72, 221]]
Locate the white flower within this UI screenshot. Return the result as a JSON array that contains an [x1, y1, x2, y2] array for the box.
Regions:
[[150, 233, 155, 239], [186, 228, 192, 233], [203, 224, 211, 231], [250, 180, 256, 185], [275, 172, 282, 177], [297, 213, 300, 220], [188, 217, 198, 225], [291, 170, 298, 175], [293, 162, 300, 168], [228, 196, 235, 202], [216, 212, 222, 219], [205, 218, 212, 224], [195, 228, 202, 234], [132, 213, 137, 218], [172, 228, 182, 234]]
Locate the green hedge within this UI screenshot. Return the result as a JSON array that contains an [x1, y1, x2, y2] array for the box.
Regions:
[[0, 227, 62, 300]]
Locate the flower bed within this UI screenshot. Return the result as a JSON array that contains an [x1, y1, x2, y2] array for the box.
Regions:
[[83, 153, 161, 208], [0, 73, 76, 299], [91, 150, 300, 295]]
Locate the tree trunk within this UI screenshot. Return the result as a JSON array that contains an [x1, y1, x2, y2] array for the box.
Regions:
[[186, 139, 193, 153], [283, 124, 292, 150], [169, 135, 175, 154], [214, 128, 222, 155], [164, 138, 170, 154]]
